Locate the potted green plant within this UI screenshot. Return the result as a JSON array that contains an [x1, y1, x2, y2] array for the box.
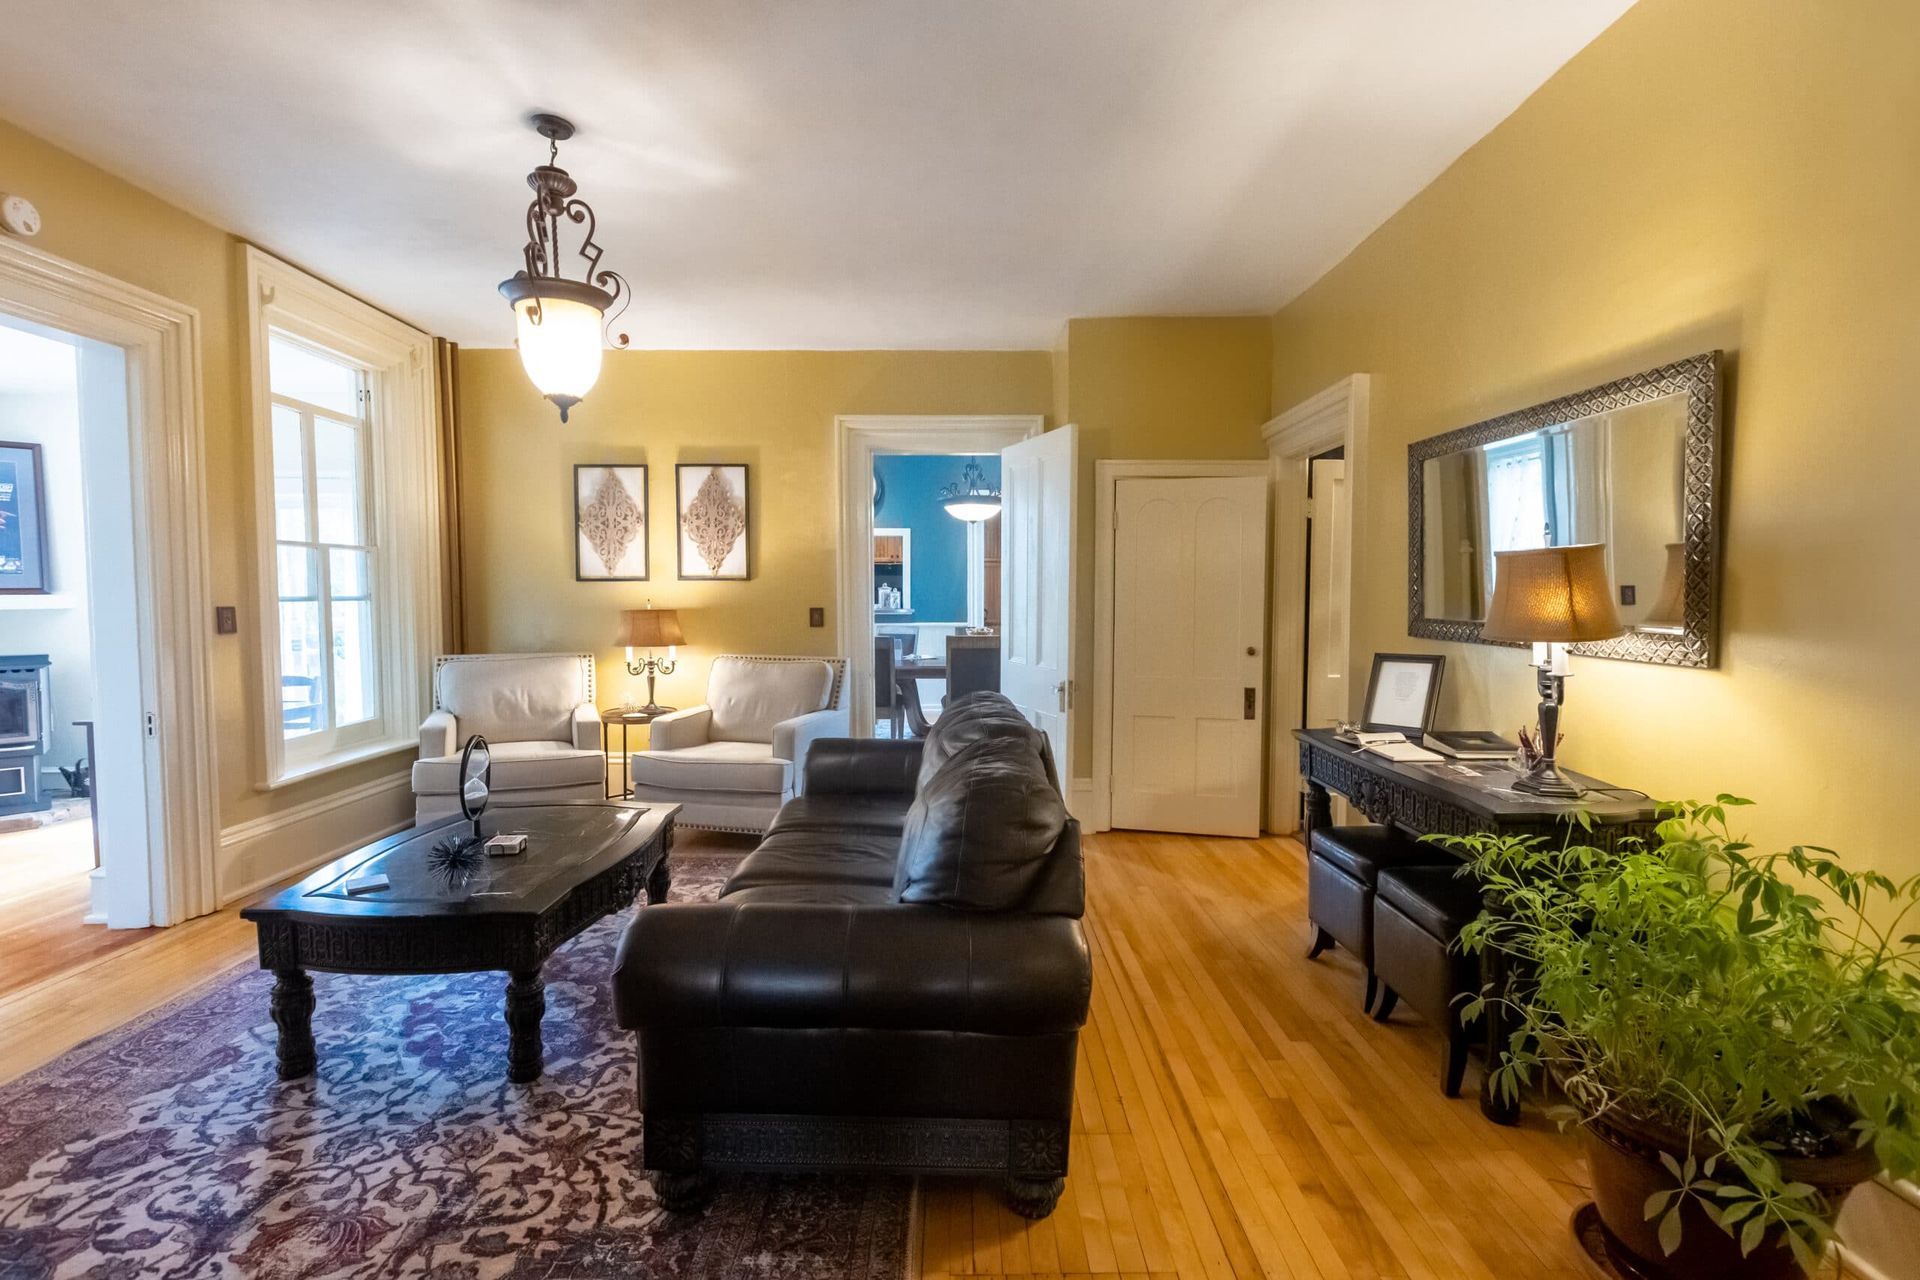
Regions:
[[1442, 797, 1919, 1278]]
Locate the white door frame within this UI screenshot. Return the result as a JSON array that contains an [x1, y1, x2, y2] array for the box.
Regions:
[[1091, 458, 1271, 834], [0, 237, 217, 926], [1264, 375, 1370, 834], [833, 415, 1042, 734]]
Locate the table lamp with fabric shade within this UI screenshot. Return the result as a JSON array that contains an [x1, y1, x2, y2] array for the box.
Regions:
[[1481, 544, 1624, 797], [621, 605, 685, 715]]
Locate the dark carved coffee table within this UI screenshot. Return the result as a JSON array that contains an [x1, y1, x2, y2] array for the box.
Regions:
[[242, 800, 675, 1084]]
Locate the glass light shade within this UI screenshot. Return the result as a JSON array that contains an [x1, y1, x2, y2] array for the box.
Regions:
[[943, 498, 1001, 522], [512, 294, 605, 419]]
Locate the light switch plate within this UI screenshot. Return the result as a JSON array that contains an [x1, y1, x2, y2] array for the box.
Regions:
[[809, 607, 825, 627]]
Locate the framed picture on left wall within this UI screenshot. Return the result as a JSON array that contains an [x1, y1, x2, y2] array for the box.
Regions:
[[0, 440, 49, 594], [574, 464, 649, 581]]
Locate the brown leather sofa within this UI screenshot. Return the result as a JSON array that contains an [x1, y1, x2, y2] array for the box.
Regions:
[[613, 693, 1092, 1218]]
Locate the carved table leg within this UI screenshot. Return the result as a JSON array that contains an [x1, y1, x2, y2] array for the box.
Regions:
[[1304, 777, 1332, 845], [1479, 948, 1520, 1125], [270, 967, 316, 1081], [505, 967, 545, 1083], [646, 855, 672, 906], [1005, 1176, 1066, 1219], [653, 1169, 716, 1213]]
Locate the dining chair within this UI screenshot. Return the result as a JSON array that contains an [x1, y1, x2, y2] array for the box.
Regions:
[[945, 633, 1000, 701]]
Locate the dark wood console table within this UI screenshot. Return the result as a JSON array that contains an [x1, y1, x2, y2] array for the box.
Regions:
[[1295, 728, 1658, 1123]]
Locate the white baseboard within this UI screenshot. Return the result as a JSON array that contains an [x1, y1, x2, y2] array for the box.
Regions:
[[217, 772, 413, 906], [1069, 777, 1106, 831], [82, 865, 107, 925]]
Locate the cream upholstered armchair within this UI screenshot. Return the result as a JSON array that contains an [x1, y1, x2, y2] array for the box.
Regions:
[[628, 655, 847, 833], [412, 653, 606, 823]]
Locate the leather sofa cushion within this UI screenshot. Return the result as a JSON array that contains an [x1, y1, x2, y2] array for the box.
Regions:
[[769, 793, 911, 836], [434, 654, 589, 744], [1307, 825, 1450, 885], [895, 736, 1067, 911], [725, 828, 902, 895], [722, 882, 898, 907], [707, 657, 834, 743], [630, 740, 790, 794], [1375, 864, 1485, 940], [916, 691, 1055, 790], [411, 740, 603, 795]]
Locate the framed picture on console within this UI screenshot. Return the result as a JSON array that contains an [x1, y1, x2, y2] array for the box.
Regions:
[[1362, 652, 1445, 737], [675, 464, 749, 580], [574, 464, 649, 582], [0, 440, 50, 595]]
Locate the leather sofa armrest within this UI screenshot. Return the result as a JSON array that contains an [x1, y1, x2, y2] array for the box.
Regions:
[[771, 708, 852, 789], [646, 705, 712, 752], [571, 702, 603, 751], [420, 709, 458, 759], [614, 902, 1091, 1036], [802, 738, 923, 797]]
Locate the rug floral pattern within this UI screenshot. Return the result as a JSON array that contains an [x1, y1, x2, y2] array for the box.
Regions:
[[0, 852, 910, 1279]]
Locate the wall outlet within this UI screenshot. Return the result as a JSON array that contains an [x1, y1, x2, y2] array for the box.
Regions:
[[808, 607, 825, 627], [214, 605, 238, 634], [1619, 585, 1636, 606]]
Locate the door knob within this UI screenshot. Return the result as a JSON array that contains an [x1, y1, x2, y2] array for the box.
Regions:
[[1246, 646, 1257, 656]]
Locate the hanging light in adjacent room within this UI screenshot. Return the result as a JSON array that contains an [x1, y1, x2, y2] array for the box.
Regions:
[[498, 113, 629, 422], [939, 459, 1002, 522]]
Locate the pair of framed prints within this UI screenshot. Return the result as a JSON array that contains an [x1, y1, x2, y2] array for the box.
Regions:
[[573, 463, 748, 582]]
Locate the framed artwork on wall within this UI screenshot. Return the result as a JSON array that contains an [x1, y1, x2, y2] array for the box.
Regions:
[[574, 464, 649, 581], [676, 464, 749, 580], [0, 440, 50, 594]]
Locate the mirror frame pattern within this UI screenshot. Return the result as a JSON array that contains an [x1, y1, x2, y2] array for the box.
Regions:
[[1406, 351, 1723, 668]]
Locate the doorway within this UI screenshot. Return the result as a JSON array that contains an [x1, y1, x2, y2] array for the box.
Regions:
[[0, 313, 153, 964]]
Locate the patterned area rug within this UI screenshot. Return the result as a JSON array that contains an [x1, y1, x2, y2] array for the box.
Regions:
[[0, 851, 912, 1279]]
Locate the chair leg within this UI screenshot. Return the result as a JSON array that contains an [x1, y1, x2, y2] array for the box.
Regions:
[[1371, 987, 1399, 1023], [1364, 972, 1379, 1014], [1305, 924, 1334, 960], [1443, 1027, 1471, 1098]]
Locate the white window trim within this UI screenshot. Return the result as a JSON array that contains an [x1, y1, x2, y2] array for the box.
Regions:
[[244, 246, 442, 789]]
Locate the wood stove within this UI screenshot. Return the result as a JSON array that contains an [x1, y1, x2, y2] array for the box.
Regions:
[[0, 654, 51, 817]]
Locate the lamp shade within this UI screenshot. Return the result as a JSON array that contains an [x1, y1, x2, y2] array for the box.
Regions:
[[510, 292, 606, 416], [620, 607, 685, 648], [1481, 544, 1625, 643]]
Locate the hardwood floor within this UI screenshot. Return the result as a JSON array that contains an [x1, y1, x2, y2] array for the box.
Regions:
[[0, 828, 1599, 1278]]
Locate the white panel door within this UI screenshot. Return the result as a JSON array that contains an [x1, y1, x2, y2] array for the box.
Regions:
[[999, 425, 1076, 783], [1304, 457, 1350, 731], [1111, 475, 1268, 837]]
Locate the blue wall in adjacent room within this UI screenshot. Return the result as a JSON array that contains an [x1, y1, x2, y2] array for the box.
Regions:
[[872, 453, 998, 625]]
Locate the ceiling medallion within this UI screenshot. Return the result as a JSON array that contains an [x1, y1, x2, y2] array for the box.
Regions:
[[499, 112, 630, 422]]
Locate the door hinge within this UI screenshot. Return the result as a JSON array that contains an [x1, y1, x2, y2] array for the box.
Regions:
[[145, 712, 157, 738], [1056, 679, 1074, 713]]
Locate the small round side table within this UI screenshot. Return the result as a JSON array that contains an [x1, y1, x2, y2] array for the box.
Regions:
[[601, 706, 673, 799]]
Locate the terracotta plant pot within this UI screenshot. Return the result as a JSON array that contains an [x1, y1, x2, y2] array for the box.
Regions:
[[1583, 1110, 1880, 1279]]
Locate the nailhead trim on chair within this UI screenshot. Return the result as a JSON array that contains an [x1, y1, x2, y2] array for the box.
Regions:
[[707, 654, 848, 711], [431, 652, 596, 709]]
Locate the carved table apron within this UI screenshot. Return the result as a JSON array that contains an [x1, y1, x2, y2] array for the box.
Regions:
[[242, 800, 675, 1084], [1295, 729, 1657, 1123]]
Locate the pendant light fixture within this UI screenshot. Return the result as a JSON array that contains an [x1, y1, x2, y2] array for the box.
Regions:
[[499, 113, 629, 422], [939, 459, 1002, 522]]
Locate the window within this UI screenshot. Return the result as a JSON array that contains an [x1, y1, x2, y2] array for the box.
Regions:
[[269, 335, 380, 753], [247, 247, 442, 786]]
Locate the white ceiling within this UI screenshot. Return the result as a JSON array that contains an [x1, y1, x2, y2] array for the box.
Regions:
[[0, 1, 1631, 349]]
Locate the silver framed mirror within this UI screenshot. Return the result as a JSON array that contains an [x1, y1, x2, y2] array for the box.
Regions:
[[1407, 352, 1723, 668]]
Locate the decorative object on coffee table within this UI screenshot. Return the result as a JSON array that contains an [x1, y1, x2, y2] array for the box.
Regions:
[[675, 463, 749, 579], [574, 464, 648, 580], [242, 800, 675, 1084], [1479, 543, 1624, 797]]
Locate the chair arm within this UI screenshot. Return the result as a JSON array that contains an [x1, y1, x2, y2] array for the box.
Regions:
[[771, 708, 852, 790], [419, 709, 458, 759], [802, 738, 923, 797], [571, 702, 603, 751], [646, 705, 712, 752], [613, 902, 1091, 1036]]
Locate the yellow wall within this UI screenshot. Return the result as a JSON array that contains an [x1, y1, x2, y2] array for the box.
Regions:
[[454, 348, 1053, 714], [1056, 317, 1272, 767], [0, 118, 419, 858], [1270, 0, 1920, 876]]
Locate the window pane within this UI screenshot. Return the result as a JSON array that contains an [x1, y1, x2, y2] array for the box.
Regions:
[[269, 334, 360, 417], [329, 547, 369, 599], [313, 417, 362, 545], [271, 404, 307, 542], [331, 595, 377, 727], [279, 544, 326, 740]]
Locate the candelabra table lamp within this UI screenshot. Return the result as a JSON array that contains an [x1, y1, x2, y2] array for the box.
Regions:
[[621, 605, 684, 715], [1479, 544, 1624, 798]]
